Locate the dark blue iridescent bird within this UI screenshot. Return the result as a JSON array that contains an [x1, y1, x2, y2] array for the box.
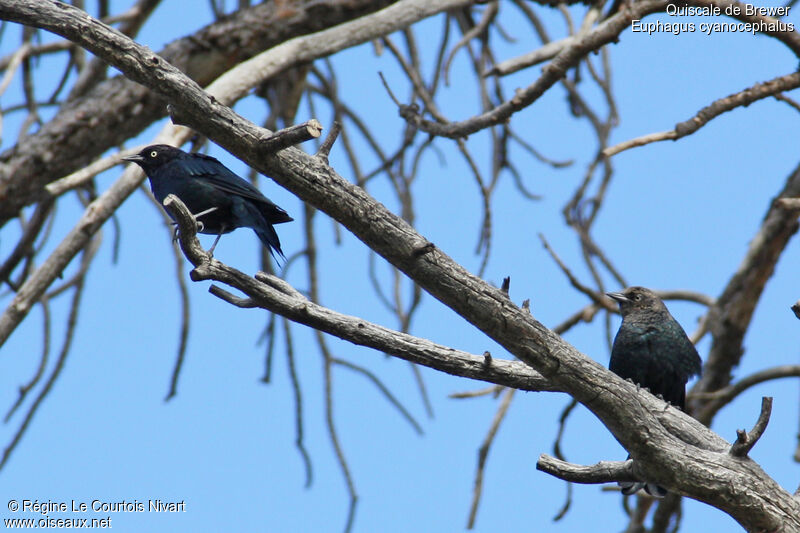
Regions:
[[607, 286, 702, 497], [123, 145, 292, 259]]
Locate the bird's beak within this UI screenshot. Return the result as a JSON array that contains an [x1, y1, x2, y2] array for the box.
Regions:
[[121, 154, 144, 163], [606, 291, 628, 303]]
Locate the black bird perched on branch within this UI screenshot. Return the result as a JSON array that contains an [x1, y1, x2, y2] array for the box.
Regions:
[[607, 286, 703, 497], [123, 145, 292, 259]]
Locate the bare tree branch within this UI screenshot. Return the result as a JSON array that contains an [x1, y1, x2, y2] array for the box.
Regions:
[[692, 366, 800, 421], [1, 242, 94, 470], [730, 397, 773, 457], [165, 193, 556, 392], [466, 386, 514, 529], [0, 198, 54, 288], [44, 146, 145, 197], [536, 455, 638, 485], [604, 71, 800, 157]]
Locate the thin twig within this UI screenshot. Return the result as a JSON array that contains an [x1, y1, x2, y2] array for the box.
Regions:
[[46, 146, 146, 197], [443, 1, 498, 85], [333, 357, 424, 435], [303, 202, 358, 533], [4, 297, 50, 422], [284, 316, 313, 488], [0, 199, 54, 288], [538, 233, 609, 309], [1, 246, 93, 471], [466, 387, 514, 529], [449, 385, 503, 399], [164, 239, 192, 401], [551, 398, 579, 521]]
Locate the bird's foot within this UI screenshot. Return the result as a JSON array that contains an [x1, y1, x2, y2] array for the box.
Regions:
[[169, 220, 203, 241], [625, 378, 642, 394], [206, 232, 224, 257], [193, 206, 218, 219], [189, 209, 216, 248]]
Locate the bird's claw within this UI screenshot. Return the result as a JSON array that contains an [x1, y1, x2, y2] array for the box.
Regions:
[[168, 219, 203, 242]]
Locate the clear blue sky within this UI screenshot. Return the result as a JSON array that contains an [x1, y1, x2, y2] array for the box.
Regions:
[[1, 1, 799, 531]]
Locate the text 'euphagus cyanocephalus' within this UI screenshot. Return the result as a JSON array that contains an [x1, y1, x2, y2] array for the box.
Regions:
[[607, 286, 702, 497], [123, 145, 292, 260]]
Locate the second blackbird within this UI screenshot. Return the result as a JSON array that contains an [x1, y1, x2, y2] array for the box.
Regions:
[[607, 286, 702, 496]]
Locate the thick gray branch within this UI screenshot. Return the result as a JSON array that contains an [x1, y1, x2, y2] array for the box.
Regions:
[[162, 194, 557, 393]]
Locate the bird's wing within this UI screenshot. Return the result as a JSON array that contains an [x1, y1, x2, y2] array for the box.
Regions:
[[650, 320, 703, 379], [179, 154, 293, 224], [180, 154, 278, 203], [610, 325, 656, 385], [610, 319, 701, 409]]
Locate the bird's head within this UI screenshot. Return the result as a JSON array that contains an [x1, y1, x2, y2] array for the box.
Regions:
[[122, 144, 185, 174], [607, 286, 667, 316]]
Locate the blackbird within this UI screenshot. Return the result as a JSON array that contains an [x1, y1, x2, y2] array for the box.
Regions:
[[608, 286, 702, 497], [123, 145, 292, 259]]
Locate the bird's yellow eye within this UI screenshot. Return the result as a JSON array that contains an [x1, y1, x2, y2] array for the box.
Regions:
[[150, 151, 157, 158]]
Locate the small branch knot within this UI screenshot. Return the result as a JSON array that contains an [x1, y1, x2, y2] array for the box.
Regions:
[[398, 103, 420, 124], [260, 119, 323, 153], [500, 276, 510, 296], [775, 197, 800, 211], [316, 120, 341, 163], [412, 242, 435, 258], [730, 397, 773, 457]]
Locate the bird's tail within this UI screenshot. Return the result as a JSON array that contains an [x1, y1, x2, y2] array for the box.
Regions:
[[620, 454, 667, 498], [244, 202, 287, 262], [619, 481, 667, 498], [254, 223, 286, 262]]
